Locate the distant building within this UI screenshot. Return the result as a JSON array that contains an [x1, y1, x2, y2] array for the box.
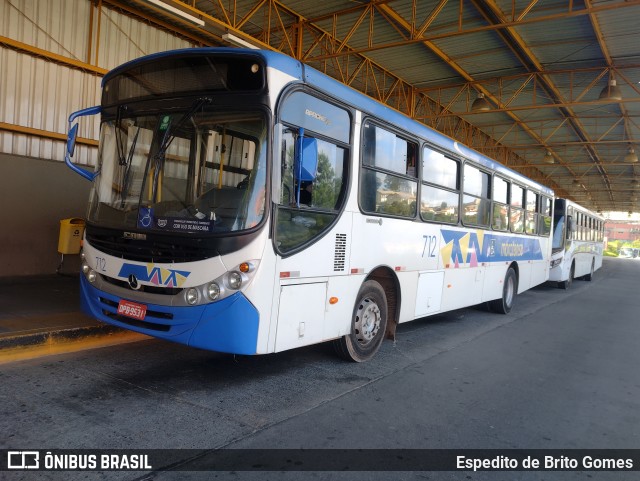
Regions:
[[604, 221, 640, 242]]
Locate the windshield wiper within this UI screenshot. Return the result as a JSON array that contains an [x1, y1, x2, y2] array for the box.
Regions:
[[155, 97, 213, 163], [120, 126, 141, 208], [115, 105, 128, 167], [114, 105, 144, 208], [150, 97, 213, 203]]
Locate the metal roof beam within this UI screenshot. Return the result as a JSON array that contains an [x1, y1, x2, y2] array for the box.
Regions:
[[471, 0, 614, 203], [303, 0, 640, 61], [374, 2, 571, 190], [158, 0, 555, 186], [585, 0, 638, 207]]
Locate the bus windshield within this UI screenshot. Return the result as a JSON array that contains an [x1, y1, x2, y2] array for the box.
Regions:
[[552, 214, 565, 251], [88, 105, 267, 235]]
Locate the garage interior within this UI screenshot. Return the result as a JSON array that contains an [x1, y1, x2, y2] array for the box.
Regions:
[[1, 0, 639, 277]]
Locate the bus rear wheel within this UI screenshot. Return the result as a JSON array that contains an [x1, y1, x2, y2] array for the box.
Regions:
[[488, 267, 517, 314], [334, 280, 388, 362], [583, 259, 595, 282]]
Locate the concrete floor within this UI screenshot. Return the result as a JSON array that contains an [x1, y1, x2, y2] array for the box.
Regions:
[[1, 257, 639, 480]]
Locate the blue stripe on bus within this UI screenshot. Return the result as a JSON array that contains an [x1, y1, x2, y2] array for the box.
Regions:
[[80, 275, 259, 355], [440, 229, 543, 267]]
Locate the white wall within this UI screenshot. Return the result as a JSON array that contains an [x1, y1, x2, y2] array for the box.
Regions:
[[0, 0, 194, 277]]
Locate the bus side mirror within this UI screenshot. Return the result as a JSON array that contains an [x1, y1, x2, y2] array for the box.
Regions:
[[295, 136, 318, 183], [293, 128, 318, 207], [67, 123, 79, 157], [65, 106, 101, 181]]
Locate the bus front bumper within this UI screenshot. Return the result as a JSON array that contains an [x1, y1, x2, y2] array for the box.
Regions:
[[80, 275, 260, 354]]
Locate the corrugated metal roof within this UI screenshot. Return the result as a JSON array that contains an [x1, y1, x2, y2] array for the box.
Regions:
[[2, 0, 640, 211]]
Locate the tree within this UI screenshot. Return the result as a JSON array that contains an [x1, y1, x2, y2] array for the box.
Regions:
[[312, 152, 340, 209]]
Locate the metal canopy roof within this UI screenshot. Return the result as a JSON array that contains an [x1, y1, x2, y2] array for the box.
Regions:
[[107, 0, 640, 213]]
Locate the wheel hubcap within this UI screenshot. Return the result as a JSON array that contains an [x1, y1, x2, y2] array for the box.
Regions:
[[354, 298, 381, 345]]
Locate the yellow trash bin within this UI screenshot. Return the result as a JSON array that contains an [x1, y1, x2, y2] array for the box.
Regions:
[[58, 218, 86, 255]]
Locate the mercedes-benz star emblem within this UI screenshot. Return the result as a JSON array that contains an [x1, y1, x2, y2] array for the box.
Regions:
[[128, 274, 140, 290]]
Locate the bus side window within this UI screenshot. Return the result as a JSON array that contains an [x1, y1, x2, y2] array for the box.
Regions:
[[462, 164, 491, 227], [510, 184, 524, 233], [492, 176, 509, 231], [274, 121, 350, 253], [420, 147, 459, 224], [566, 208, 574, 239], [525, 190, 538, 235], [539, 196, 552, 236], [360, 121, 418, 218]]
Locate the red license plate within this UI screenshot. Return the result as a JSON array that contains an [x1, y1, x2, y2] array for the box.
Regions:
[[117, 299, 147, 321]]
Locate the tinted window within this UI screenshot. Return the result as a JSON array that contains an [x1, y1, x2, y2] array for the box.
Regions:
[[103, 55, 265, 105], [540, 196, 552, 216], [493, 177, 508, 204], [464, 164, 490, 198], [511, 185, 524, 207], [525, 190, 538, 212], [280, 91, 351, 144], [492, 177, 509, 231], [421, 186, 459, 224], [462, 164, 490, 227], [423, 148, 458, 189], [538, 196, 552, 236], [363, 123, 417, 177], [362, 170, 418, 217], [360, 121, 417, 218], [493, 203, 509, 231], [275, 94, 350, 254]]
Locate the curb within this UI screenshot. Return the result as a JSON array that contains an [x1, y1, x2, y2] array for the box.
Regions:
[[0, 324, 126, 351]]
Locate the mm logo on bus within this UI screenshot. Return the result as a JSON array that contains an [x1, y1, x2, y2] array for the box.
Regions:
[[440, 229, 543, 268], [118, 263, 191, 288]]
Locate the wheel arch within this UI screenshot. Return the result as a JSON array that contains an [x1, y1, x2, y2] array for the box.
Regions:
[[568, 258, 576, 280], [366, 265, 401, 340], [508, 261, 520, 291]]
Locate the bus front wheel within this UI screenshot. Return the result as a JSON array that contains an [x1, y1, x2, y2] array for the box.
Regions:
[[334, 280, 388, 362], [559, 263, 575, 289], [488, 267, 517, 314]]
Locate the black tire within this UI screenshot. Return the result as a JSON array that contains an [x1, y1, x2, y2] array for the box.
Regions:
[[583, 259, 595, 282], [334, 280, 388, 362], [488, 267, 517, 314], [559, 263, 575, 289]]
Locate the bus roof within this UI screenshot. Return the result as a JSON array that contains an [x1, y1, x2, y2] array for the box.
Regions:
[[103, 47, 554, 196], [557, 198, 604, 221]]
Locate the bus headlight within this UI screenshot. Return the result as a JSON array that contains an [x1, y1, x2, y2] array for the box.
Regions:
[[550, 258, 562, 268], [185, 287, 199, 305], [87, 269, 97, 283], [81, 261, 90, 274], [227, 271, 243, 290], [181, 260, 259, 306], [207, 282, 220, 301]]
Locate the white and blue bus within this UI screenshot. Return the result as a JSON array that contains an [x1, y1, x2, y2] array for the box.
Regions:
[[549, 198, 604, 289], [65, 48, 553, 361]]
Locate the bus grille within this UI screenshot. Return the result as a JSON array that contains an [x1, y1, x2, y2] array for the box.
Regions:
[[86, 232, 212, 263], [102, 310, 172, 332], [101, 275, 183, 296]]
